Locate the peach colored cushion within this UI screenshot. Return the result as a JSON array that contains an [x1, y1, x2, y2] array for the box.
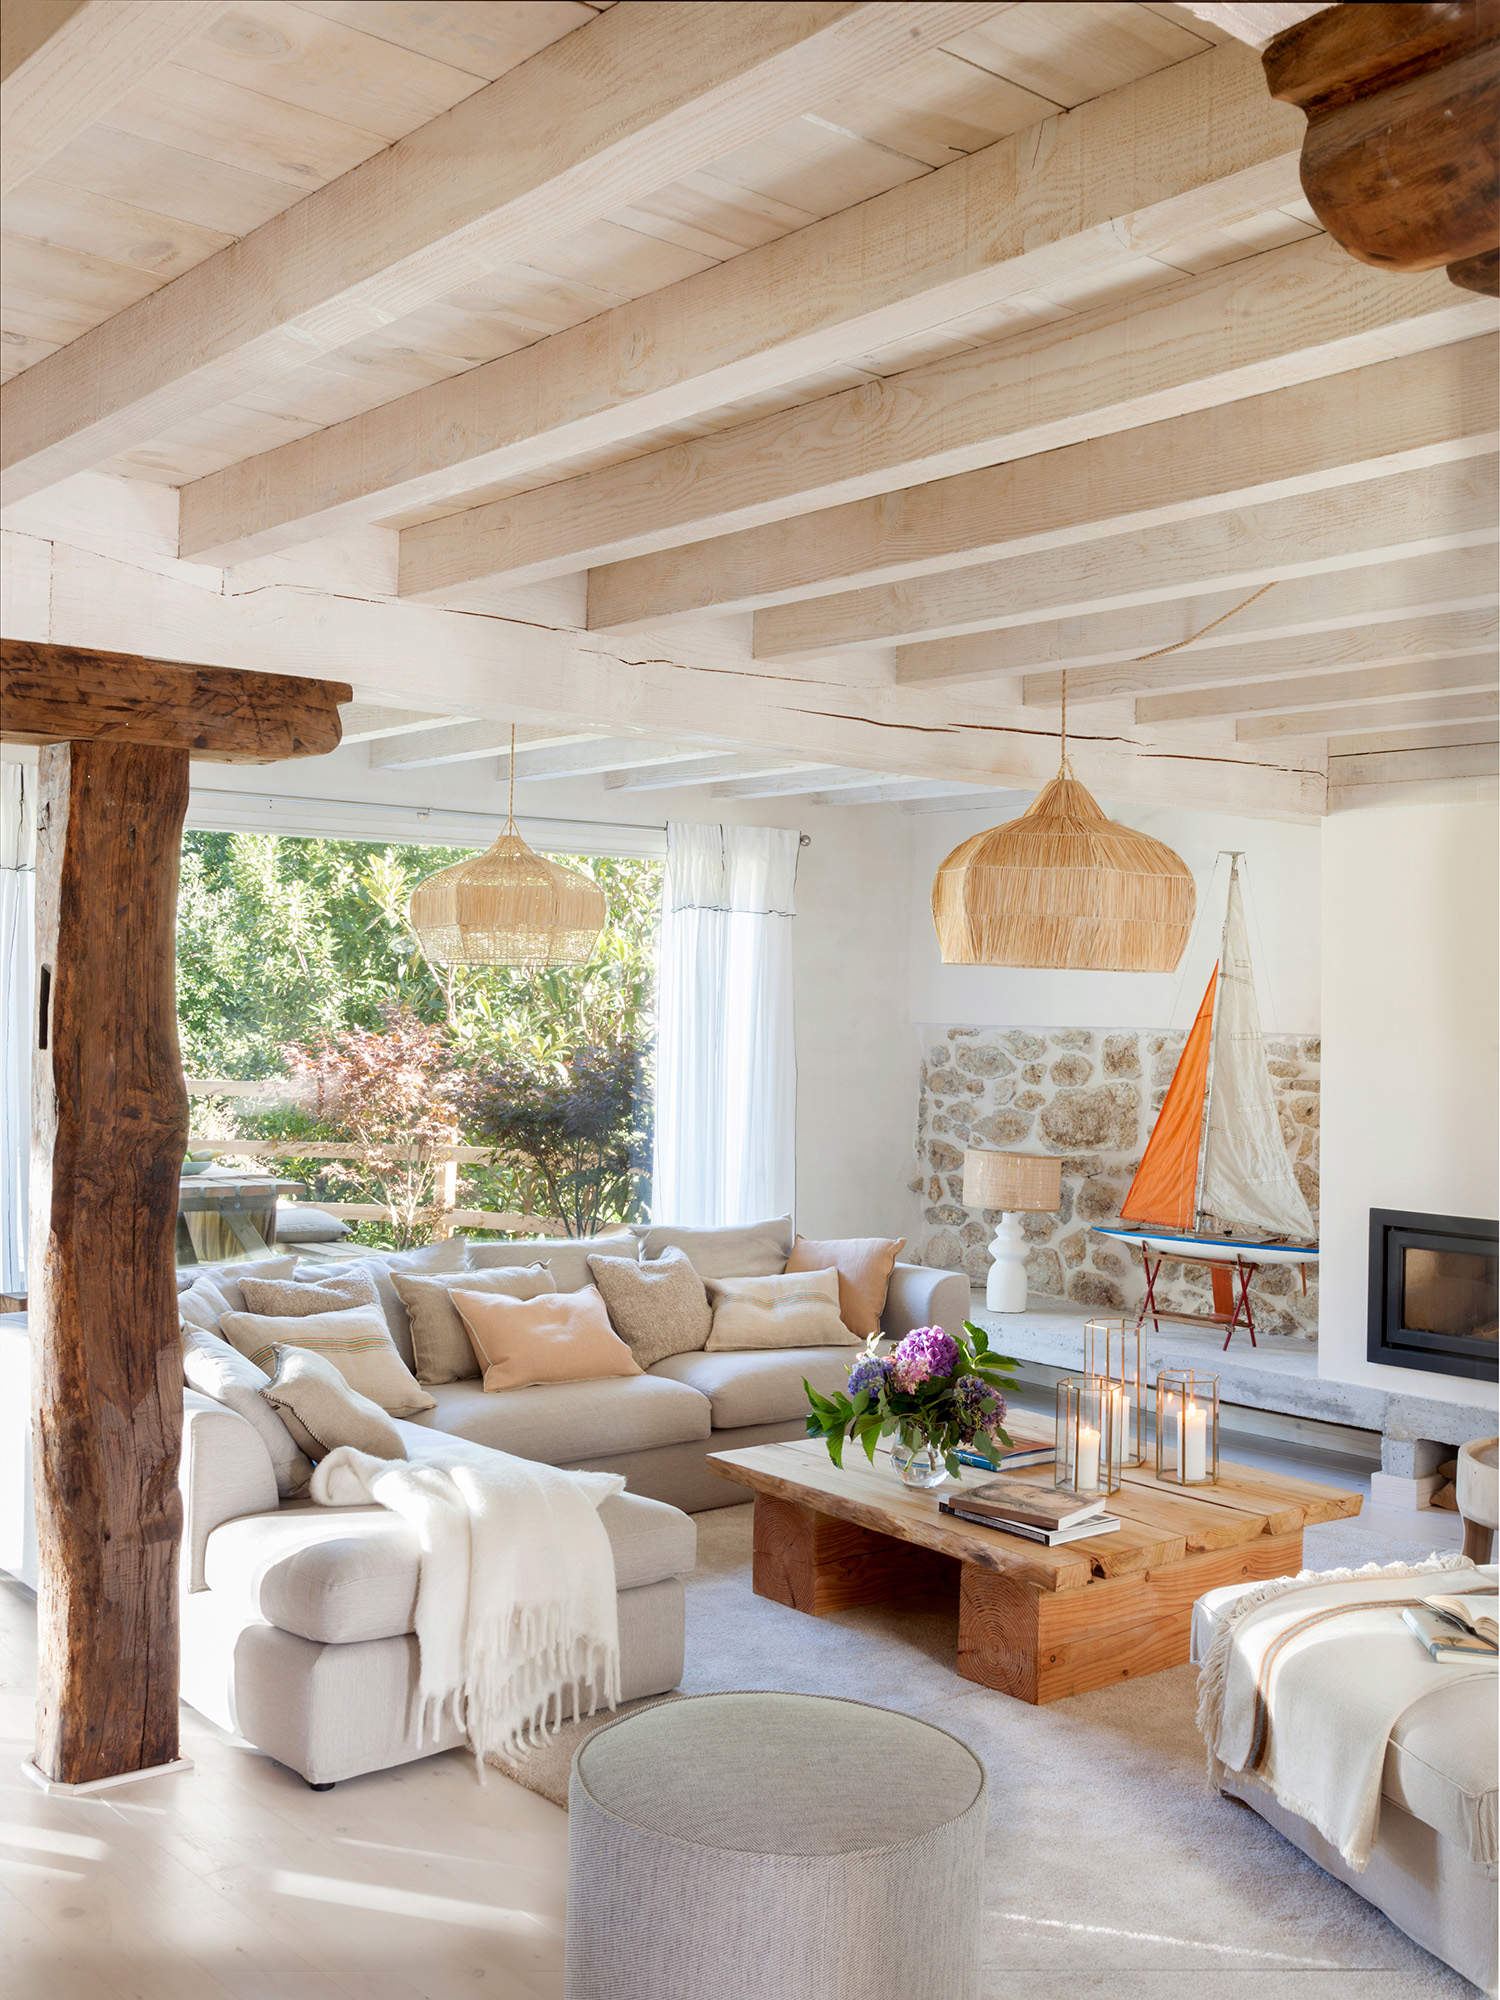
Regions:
[[784, 1234, 906, 1337], [449, 1284, 642, 1394]]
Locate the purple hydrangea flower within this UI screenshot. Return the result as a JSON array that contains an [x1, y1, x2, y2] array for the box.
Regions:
[[846, 1354, 892, 1404], [889, 1326, 960, 1392], [953, 1371, 1005, 1442]]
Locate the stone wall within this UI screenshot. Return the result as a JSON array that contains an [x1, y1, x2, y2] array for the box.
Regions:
[[908, 1024, 1320, 1340]]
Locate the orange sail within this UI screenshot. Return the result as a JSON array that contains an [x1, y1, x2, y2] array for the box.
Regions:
[[1120, 967, 1217, 1231]]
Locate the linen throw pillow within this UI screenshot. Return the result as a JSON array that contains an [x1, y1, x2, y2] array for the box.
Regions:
[[240, 1266, 382, 1320], [219, 1303, 437, 1417], [179, 1323, 314, 1498], [636, 1216, 794, 1280], [259, 1344, 407, 1462], [393, 1263, 554, 1384], [467, 1228, 636, 1296], [175, 1255, 297, 1315], [784, 1234, 905, 1337], [703, 1268, 858, 1352], [449, 1285, 642, 1394], [298, 1239, 469, 1370], [587, 1245, 711, 1368]]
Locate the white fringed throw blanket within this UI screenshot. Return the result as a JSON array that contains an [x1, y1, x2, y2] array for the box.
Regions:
[[1198, 1554, 1497, 1872], [311, 1441, 625, 1767]]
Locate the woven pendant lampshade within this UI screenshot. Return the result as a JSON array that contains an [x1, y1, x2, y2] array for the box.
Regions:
[[932, 680, 1194, 973], [407, 728, 606, 967]]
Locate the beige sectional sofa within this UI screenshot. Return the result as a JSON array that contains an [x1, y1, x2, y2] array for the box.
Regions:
[[3, 1230, 967, 1787]]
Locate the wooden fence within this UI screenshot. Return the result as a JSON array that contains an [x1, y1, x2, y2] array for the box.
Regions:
[[186, 1080, 560, 1237]]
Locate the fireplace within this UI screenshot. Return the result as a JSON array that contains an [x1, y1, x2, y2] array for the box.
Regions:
[[1368, 1209, 1499, 1382]]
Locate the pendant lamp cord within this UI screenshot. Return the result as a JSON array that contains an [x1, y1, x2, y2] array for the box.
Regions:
[[505, 723, 517, 832], [1059, 669, 1071, 776]]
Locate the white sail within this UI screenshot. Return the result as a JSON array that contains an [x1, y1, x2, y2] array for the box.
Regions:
[[1197, 865, 1315, 1239]]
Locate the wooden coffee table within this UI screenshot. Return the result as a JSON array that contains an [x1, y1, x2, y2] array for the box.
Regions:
[[708, 1430, 1362, 1705]]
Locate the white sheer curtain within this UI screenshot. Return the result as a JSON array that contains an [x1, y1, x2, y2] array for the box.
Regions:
[[1, 761, 36, 1298], [653, 822, 800, 1226]]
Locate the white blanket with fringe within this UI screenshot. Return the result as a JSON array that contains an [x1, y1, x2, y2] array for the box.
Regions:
[[1197, 1555, 1496, 1872], [310, 1442, 625, 1767]]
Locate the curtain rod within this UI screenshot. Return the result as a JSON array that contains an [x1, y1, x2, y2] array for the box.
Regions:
[[187, 789, 812, 846]]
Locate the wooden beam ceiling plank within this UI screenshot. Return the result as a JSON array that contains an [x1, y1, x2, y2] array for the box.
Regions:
[[2, 0, 998, 503], [369, 722, 595, 770], [709, 766, 887, 799], [751, 457, 1498, 658], [1021, 608, 1497, 707], [399, 237, 1490, 598], [337, 703, 469, 743], [588, 336, 1499, 624], [0, 636, 348, 760], [36, 538, 1325, 817], [1175, 4, 1333, 49], [603, 752, 817, 790], [177, 38, 1302, 564], [1236, 688, 1500, 741], [1008, 552, 1500, 699], [1, 0, 229, 194], [1327, 740, 1499, 794], [805, 777, 990, 805], [505, 737, 705, 781], [1138, 652, 1500, 724], [1326, 718, 1500, 757]]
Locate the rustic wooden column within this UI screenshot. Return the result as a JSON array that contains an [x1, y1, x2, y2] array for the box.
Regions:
[[3, 638, 349, 1788]]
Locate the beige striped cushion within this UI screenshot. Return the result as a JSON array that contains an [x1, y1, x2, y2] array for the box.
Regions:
[[219, 1303, 436, 1417]]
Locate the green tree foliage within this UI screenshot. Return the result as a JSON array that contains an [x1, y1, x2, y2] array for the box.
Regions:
[[176, 832, 660, 1239]]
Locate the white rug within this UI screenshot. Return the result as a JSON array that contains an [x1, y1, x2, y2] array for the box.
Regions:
[[500, 1497, 1480, 1997]]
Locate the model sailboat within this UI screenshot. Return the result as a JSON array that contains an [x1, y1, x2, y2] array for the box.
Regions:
[[1093, 855, 1316, 1346]]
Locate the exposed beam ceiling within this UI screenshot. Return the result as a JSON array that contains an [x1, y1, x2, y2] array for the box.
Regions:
[[588, 337, 1496, 626], [369, 723, 591, 771], [337, 704, 470, 745], [399, 239, 1489, 598], [1327, 718, 1500, 757], [1176, 3, 1332, 48], [175, 37, 1303, 565], [751, 457, 1498, 658], [2, 0, 998, 502], [1138, 653, 1499, 725], [709, 766, 889, 799], [603, 753, 815, 792], [805, 777, 992, 805], [1237, 689, 1499, 741], [504, 738, 704, 782], [0, 0, 228, 195]]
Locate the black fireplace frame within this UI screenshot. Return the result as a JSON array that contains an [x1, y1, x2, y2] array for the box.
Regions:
[[1367, 1207, 1499, 1382]]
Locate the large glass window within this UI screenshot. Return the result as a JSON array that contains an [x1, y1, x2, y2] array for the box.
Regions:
[[176, 831, 660, 1247]]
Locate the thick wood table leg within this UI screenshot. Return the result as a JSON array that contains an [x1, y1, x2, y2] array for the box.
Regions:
[[958, 1530, 1305, 1704], [31, 741, 191, 1787], [752, 1492, 957, 1617]]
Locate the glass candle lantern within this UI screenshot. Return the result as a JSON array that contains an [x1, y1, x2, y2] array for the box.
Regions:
[[1083, 1315, 1145, 1467], [1055, 1374, 1124, 1498], [1155, 1369, 1220, 1487]]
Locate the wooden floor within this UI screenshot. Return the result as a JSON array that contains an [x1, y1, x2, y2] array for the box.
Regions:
[[0, 1467, 1465, 2000]]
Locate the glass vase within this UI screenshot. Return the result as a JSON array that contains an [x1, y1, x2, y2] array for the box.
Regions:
[[890, 1439, 947, 1489]]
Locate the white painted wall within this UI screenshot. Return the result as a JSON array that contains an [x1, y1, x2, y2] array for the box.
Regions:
[[906, 797, 1323, 1036], [185, 745, 919, 1243], [1318, 798, 1500, 1408]]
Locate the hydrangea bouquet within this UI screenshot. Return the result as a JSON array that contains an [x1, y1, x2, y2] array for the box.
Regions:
[[803, 1322, 1018, 1482]]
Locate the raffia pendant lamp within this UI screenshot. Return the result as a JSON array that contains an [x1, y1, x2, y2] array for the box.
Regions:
[[931, 677, 1194, 973], [407, 727, 606, 967]]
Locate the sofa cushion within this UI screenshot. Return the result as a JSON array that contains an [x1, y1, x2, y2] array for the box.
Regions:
[[202, 1486, 696, 1644], [451, 1284, 641, 1393], [785, 1234, 905, 1337], [635, 1216, 793, 1280], [221, 1302, 437, 1417], [467, 1230, 636, 1296], [704, 1269, 857, 1353], [260, 1343, 407, 1462], [176, 1255, 297, 1313], [649, 1346, 855, 1430], [588, 1245, 711, 1369], [299, 1240, 469, 1370], [181, 1323, 314, 1499], [395, 1262, 553, 1385], [412, 1372, 711, 1464]]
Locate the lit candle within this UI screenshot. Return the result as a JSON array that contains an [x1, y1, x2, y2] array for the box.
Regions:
[[1183, 1399, 1207, 1482], [1076, 1420, 1101, 1491]]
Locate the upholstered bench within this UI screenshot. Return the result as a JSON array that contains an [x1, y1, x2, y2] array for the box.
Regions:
[[565, 1691, 987, 2000]]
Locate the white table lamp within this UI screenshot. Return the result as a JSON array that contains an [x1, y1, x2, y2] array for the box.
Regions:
[[962, 1149, 1063, 1312]]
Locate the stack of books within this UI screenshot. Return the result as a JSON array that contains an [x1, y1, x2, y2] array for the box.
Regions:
[[953, 1441, 1055, 1474], [1402, 1591, 1499, 1663], [939, 1478, 1119, 1546]]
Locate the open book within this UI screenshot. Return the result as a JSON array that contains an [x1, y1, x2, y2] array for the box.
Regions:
[[1424, 1592, 1498, 1646]]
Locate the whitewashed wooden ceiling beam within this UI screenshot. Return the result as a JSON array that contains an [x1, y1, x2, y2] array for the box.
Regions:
[[1327, 718, 1500, 757], [587, 337, 1497, 625], [1177, 3, 1332, 48], [804, 777, 994, 806], [505, 738, 705, 782], [11, 535, 1325, 817], [0, 0, 229, 195], [708, 767, 888, 799], [1021, 608, 1497, 708], [1138, 653, 1499, 725], [399, 240, 1490, 598], [751, 457, 1498, 659], [369, 722, 593, 770], [602, 753, 818, 792], [337, 704, 471, 745], [2, 0, 999, 502], [176, 38, 1299, 566], [1238, 689, 1499, 741]]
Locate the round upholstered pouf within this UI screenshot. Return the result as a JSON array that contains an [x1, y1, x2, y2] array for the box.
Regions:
[[565, 1692, 987, 2000], [1457, 1436, 1499, 1561]]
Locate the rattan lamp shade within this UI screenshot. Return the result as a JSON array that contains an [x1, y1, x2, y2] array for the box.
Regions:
[[963, 1149, 1062, 1213], [932, 773, 1194, 973], [407, 832, 606, 967]]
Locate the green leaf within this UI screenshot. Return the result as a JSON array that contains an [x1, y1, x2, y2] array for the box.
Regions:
[[825, 1429, 846, 1471]]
